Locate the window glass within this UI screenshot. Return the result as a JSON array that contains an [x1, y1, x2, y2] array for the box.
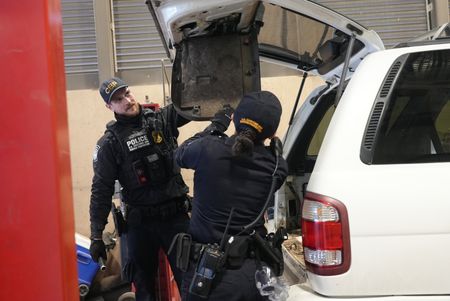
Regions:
[[307, 104, 335, 156], [259, 4, 350, 70], [373, 49, 450, 163]]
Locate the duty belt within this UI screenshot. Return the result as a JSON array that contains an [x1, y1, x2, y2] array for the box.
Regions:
[[170, 233, 254, 273]]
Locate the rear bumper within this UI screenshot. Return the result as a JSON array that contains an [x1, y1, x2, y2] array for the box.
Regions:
[[287, 284, 450, 300]]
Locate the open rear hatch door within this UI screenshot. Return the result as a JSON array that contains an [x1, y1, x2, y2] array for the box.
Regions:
[[147, 0, 384, 120]]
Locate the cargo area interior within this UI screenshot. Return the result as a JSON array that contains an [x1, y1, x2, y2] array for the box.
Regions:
[[276, 89, 338, 284]]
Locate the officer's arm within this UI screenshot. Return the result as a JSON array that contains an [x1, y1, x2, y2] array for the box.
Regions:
[[89, 135, 118, 240], [175, 133, 207, 170], [162, 103, 190, 131], [176, 107, 233, 169]]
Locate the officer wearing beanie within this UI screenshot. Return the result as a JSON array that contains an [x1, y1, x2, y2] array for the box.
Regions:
[[175, 91, 288, 301], [89, 77, 190, 301]]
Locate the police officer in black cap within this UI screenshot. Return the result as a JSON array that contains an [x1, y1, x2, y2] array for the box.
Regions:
[[89, 77, 190, 301], [175, 91, 288, 300]]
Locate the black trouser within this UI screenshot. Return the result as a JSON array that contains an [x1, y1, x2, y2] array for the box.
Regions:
[[181, 258, 267, 301], [122, 210, 190, 301]]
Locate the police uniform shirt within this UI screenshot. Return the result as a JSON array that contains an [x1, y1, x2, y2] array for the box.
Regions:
[[175, 133, 288, 244]]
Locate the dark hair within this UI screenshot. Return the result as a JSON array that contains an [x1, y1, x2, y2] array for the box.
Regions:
[[232, 128, 257, 157]]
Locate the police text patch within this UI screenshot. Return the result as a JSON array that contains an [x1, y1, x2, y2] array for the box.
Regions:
[[126, 133, 150, 151]]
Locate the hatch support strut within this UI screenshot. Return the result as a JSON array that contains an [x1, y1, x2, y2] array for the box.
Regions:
[[334, 33, 356, 107], [284, 71, 308, 142]]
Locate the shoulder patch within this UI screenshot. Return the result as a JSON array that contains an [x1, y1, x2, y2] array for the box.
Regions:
[[93, 145, 101, 162]]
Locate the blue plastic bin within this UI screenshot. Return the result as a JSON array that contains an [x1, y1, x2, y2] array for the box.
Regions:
[[76, 233, 100, 296]]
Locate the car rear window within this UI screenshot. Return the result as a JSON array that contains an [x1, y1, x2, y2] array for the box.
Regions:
[[258, 4, 363, 74], [372, 49, 450, 164]]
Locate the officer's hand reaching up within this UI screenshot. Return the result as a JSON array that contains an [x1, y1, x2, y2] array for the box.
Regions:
[[89, 239, 107, 263], [211, 105, 234, 133]]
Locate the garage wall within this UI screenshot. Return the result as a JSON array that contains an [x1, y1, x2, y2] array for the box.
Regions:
[[112, 0, 169, 71]]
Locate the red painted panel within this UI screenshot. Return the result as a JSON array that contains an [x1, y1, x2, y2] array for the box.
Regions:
[[0, 1, 78, 300], [157, 249, 181, 301]]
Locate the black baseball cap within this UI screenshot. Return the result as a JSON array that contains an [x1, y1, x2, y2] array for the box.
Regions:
[[99, 77, 128, 103], [233, 91, 282, 140]]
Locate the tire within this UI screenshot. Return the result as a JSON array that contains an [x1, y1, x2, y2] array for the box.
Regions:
[[117, 292, 135, 301], [79, 284, 90, 297]]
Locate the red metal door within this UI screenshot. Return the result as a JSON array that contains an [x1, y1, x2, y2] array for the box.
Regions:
[[0, 1, 78, 300]]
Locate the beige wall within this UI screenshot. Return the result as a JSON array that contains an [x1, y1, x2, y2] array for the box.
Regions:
[[68, 75, 323, 236], [432, 0, 449, 27]]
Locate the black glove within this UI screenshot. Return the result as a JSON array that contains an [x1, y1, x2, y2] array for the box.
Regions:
[[270, 136, 283, 157], [89, 239, 107, 263], [211, 105, 234, 133]]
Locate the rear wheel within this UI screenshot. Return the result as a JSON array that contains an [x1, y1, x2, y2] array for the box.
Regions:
[[117, 292, 135, 301], [79, 284, 90, 297]]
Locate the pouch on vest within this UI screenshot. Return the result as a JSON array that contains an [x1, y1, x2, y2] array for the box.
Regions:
[[144, 153, 167, 184], [132, 159, 150, 185], [168, 233, 192, 272]]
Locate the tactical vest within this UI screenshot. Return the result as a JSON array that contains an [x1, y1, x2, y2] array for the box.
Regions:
[[106, 109, 180, 191]]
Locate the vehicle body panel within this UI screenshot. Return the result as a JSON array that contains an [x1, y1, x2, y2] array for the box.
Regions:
[[288, 284, 450, 301], [284, 43, 450, 298]]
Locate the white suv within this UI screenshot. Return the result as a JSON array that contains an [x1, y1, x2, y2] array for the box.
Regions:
[[148, 1, 450, 299], [280, 39, 450, 300]]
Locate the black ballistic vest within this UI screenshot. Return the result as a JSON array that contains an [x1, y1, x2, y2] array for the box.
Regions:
[[107, 109, 180, 191]]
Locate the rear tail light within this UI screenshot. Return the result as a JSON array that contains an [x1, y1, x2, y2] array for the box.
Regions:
[[301, 192, 351, 275]]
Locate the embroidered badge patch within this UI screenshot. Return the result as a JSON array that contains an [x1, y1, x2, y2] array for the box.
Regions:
[[152, 131, 163, 144]]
